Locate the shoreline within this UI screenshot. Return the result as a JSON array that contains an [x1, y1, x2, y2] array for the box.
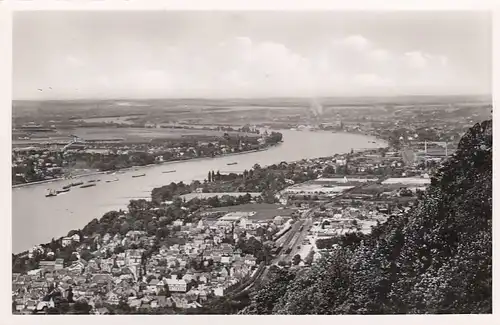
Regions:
[[13, 140, 385, 256], [12, 145, 275, 189], [12, 132, 385, 254], [12, 129, 386, 189]]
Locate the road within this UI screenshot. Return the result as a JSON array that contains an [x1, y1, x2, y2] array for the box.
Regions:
[[274, 210, 314, 264], [282, 217, 313, 263], [242, 175, 389, 287]]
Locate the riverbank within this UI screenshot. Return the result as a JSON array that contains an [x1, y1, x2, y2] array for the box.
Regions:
[[12, 145, 276, 189], [13, 130, 385, 253]]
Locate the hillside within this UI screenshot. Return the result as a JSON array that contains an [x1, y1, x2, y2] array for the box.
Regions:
[[243, 119, 492, 314]]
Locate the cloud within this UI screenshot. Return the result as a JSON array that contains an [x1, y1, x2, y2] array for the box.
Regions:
[[404, 51, 449, 70], [57, 34, 454, 98], [352, 74, 395, 88], [66, 56, 84, 68], [338, 35, 371, 51], [368, 49, 391, 62]]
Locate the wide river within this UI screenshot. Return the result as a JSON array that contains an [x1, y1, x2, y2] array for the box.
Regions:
[[12, 130, 385, 253]]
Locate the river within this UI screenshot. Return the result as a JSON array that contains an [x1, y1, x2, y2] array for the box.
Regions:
[[12, 130, 386, 253]]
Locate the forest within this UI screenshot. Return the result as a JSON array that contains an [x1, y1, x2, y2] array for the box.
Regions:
[[242, 120, 492, 314]]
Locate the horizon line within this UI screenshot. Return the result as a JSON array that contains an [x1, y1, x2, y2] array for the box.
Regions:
[[12, 93, 493, 102]]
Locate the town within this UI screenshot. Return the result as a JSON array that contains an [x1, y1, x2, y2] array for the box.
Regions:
[[12, 114, 466, 314], [12, 123, 282, 185]]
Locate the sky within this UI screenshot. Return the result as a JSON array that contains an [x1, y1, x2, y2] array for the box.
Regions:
[[13, 11, 492, 99]]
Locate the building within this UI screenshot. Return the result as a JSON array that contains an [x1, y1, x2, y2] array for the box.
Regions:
[[61, 237, 73, 247], [273, 216, 285, 226], [125, 249, 144, 266], [165, 277, 188, 293], [54, 258, 64, 270], [39, 261, 56, 272]]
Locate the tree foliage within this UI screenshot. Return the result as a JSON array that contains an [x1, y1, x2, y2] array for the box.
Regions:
[[243, 120, 492, 314]]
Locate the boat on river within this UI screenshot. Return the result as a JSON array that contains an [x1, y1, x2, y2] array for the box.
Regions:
[[80, 183, 97, 189], [70, 181, 84, 187], [162, 170, 176, 174], [56, 188, 70, 194], [45, 189, 57, 197], [227, 162, 238, 166], [132, 174, 146, 178], [106, 178, 119, 183]]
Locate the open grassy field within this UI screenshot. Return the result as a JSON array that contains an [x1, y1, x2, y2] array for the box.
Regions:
[[180, 192, 261, 201], [207, 203, 295, 220], [12, 126, 259, 145]]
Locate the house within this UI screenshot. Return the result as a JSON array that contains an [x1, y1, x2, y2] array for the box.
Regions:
[[12, 273, 21, 282], [67, 260, 86, 274], [182, 273, 195, 282], [128, 298, 142, 309], [220, 267, 229, 278], [95, 307, 110, 315], [116, 255, 126, 267], [171, 296, 189, 309], [87, 259, 100, 271], [198, 275, 208, 284], [244, 255, 257, 266], [71, 233, 81, 243], [273, 216, 285, 226], [165, 277, 188, 293], [39, 260, 56, 272], [140, 301, 152, 311], [92, 274, 113, 286], [26, 300, 37, 311], [150, 296, 167, 308], [214, 286, 226, 297], [125, 249, 143, 266], [27, 269, 42, 279], [102, 233, 112, 244], [61, 237, 73, 247], [54, 258, 64, 270], [187, 301, 203, 309], [147, 279, 160, 294], [100, 259, 114, 273], [106, 292, 120, 305], [198, 289, 209, 302], [15, 301, 26, 312], [173, 219, 184, 227]]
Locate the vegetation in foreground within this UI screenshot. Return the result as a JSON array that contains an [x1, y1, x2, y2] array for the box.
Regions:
[[242, 120, 492, 314]]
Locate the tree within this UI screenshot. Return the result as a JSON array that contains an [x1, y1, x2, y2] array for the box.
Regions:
[[72, 301, 92, 314], [292, 254, 301, 266], [304, 250, 315, 265], [244, 119, 493, 315]]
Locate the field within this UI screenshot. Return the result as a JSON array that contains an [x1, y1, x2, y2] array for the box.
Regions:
[[284, 183, 354, 194], [12, 126, 258, 145], [382, 177, 431, 185], [180, 192, 261, 201], [207, 203, 296, 221], [315, 177, 377, 183]]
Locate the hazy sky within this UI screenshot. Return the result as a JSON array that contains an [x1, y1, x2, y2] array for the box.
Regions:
[[13, 11, 491, 99]]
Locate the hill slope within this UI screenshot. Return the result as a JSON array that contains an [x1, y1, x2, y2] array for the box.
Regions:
[[243, 120, 492, 314]]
